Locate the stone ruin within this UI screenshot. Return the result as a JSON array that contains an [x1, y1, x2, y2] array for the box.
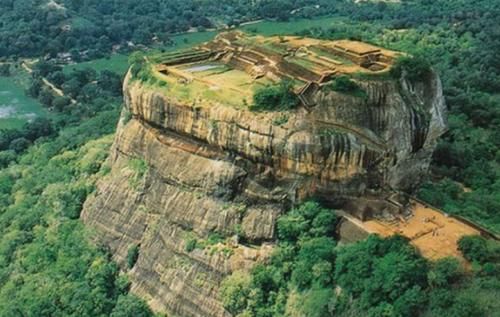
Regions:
[[153, 31, 401, 108]]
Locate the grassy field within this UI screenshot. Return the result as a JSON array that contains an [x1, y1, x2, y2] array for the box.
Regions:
[[63, 31, 218, 76], [167, 30, 218, 51], [63, 54, 130, 76], [0, 75, 47, 129], [239, 16, 345, 36]]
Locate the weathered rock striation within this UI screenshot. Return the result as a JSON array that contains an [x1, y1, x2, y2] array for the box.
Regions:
[[82, 35, 446, 317]]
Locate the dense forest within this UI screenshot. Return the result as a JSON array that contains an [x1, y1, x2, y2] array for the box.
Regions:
[[0, 101, 157, 314], [0, 0, 335, 58], [221, 202, 499, 317], [0, 0, 499, 316]]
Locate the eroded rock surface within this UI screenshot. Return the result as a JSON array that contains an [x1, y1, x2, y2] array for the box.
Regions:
[[82, 66, 446, 316]]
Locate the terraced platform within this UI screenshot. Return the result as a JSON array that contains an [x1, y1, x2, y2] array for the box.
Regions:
[[150, 31, 402, 107]]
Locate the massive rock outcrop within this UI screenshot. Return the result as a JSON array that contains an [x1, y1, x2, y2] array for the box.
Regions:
[[82, 53, 446, 316]]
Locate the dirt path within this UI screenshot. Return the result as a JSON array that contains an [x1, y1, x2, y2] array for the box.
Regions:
[[21, 60, 76, 104], [21, 61, 34, 74], [239, 19, 265, 27], [41, 78, 66, 98]]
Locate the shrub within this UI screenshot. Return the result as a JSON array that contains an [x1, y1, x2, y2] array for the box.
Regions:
[[390, 55, 432, 81], [21, 117, 54, 142], [122, 109, 132, 124], [392, 286, 428, 317], [417, 179, 462, 208], [329, 75, 359, 92], [0, 150, 17, 168], [220, 271, 252, 315], [130, 63, 142, 78], [38, 88, 54, 107], [277, 201, 337, 242], [110, 295, 153, 317], [9, 137, 30, 153], [291, 237, 336, 289], [297, 287, 335, 317], [185, 238, 197, 252], [60, 185, 91, 219], [128, 52, 145, 68], [126, 244, 140, 269], [207, 232, 224, 245], [458, 235, 489, 263], [127, 159, 148, 188], [447, 295, 485, 317], [251, 80, 299, 111], [0, 64, 11, 76], [52, 96, 72, 111], [272, 114, 289, 126], [128, 52, 153, 83], [427, 257, 462, 288], [481, 262, 498, 276], [326, 75, 366, 98], [335, 235, 428, 310]]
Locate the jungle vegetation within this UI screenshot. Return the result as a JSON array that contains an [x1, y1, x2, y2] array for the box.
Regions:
[[220, 202, 500, 317], [0, 0, 499, 316]]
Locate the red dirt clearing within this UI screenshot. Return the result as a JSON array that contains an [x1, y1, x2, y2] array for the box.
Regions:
[[363, 202, 480, 261]]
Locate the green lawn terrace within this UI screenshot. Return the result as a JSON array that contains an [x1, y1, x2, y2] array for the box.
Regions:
[[150, 31, 402, 108]]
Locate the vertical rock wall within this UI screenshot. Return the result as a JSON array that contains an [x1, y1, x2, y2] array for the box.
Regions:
[[82, 70, 446, 316]]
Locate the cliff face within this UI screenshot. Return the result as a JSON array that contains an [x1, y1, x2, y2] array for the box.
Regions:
[[82, 70, 446, 317]]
